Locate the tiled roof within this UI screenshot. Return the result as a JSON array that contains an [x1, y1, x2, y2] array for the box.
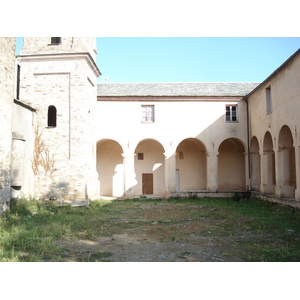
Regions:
[[97, 82, 260, 97]]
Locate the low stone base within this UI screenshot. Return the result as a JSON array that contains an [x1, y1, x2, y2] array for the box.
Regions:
[[251, 191, 300, 209], [170, 191, 249, 199]]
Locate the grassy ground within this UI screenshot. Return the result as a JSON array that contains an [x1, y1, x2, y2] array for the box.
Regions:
[[1, 196, 300, 262]]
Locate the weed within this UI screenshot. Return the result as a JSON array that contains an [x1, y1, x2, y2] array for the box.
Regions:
[[233, 192, 241, 202], [86, 251, 114, 262], [188, 193, 198, 200], [178, 252, 191, 259]]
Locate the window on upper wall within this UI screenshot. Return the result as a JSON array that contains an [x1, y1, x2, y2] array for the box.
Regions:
[[266, 85, 272, 114], [50, 37, 61, 45], [225, 104, 238, 122], [47, 105, 57, 127], [16, 64, 20, 100], [141, 105, 155, 122]]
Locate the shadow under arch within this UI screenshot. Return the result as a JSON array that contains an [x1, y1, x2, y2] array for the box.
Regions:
[[96, 139, 124, 197], [175, 138, 207, 191], [262, 131, 276, 194], [134, 138, 165, 196], [250, 136, 261, 191], [278, 125, 296, 198], [218, 137, 246, 191]]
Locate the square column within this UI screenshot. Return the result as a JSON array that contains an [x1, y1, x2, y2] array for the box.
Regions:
[[207, 153, 218, 191], [164, 152, 176, 197], [123, 151, 136, 198]]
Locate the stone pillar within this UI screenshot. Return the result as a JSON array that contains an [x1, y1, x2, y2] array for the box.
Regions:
[[207, 153, 218, 191], [164, 152, 176, 197], [275, 147, 283, 197], [260, 149, 264, 193], [245, 151, 249, 190], [251, 150, 261, 191], [261, 150, 275, 194], [123, 150, 136, 198], [295, 146, 300, 201]]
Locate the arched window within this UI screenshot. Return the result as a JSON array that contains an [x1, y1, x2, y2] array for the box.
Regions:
[[48, 105, 57, 127], [179, 151, 184, 160]]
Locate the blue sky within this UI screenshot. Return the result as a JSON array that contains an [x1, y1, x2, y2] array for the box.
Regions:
[[16, 37, 300, 83]]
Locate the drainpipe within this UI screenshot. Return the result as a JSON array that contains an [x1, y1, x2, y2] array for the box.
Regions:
[[245, 97, 251, 191]]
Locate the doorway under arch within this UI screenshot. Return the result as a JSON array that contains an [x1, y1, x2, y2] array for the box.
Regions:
[[278, 125, 296, 198], [175, 138, 207, 191], [218, 138, 246, 191], [96, 139, 124, 197], [134, 139, 165, 196]]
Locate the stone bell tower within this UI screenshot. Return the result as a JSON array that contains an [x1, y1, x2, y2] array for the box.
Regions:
[[18, 37, 101, 202]]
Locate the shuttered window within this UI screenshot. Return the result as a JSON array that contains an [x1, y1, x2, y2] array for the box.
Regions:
[[225, 105, 238, 122], [266, 86, 272, 114], [141, 105, 154, 122]]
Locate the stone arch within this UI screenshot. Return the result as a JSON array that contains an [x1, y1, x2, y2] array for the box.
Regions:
[[134, 139, 165, 196], [218, 138, 246, 191], [96, 139, 124, 197], [250, 136, 261, 191], [278, 125, 296, 198], [175, 138, 207, 191], [262, 131, 276, 194]]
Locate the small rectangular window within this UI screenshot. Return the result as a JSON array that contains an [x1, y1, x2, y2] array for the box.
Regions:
[[50, 37, 61, 45], [16, 64, 20, 100], [141, 105, 154, 122], [225, 105, 238, 122], [138, 153, 144, 160], [266, 86, 272, 114]]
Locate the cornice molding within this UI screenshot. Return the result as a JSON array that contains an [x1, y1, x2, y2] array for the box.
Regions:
[[17, 52, 101, 78], [97, 95, 244, 102]]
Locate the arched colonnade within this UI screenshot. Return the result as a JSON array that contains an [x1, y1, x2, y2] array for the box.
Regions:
[[250, 125, 297, 199], [96, 137, 248, 197]]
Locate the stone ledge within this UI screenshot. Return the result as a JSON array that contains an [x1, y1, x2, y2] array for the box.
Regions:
[[251, 191, 300, 209]]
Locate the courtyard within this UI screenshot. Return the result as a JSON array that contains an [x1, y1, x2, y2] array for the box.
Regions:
[[1, 196, 300, 262]]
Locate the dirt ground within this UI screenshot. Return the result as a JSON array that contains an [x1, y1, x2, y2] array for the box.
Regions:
[[54, 202, 245, 262], [55, 232, 242, 262]]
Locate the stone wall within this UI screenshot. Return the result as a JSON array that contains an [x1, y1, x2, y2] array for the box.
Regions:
[[0, 38, 16, 213], [17, 37, 100, 202], [21, 37, 97, 61]]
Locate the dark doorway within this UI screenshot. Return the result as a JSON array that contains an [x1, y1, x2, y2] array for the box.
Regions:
[[142, 173, 153, 195]]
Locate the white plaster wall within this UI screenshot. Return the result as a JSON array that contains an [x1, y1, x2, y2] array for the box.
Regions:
[[11, 103, 35, 199], [95, 98, 248, 196], [95, 100, 248, 153]]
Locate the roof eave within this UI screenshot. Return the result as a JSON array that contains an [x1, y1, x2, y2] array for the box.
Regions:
[[244, 48, 300, 100]]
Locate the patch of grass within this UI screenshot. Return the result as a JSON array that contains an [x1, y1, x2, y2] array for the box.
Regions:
[[2, 197, 300, 261], [178, 251, 191, 259]]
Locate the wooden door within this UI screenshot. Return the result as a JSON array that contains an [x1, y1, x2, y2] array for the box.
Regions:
[[142, 173, 153, 194]]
